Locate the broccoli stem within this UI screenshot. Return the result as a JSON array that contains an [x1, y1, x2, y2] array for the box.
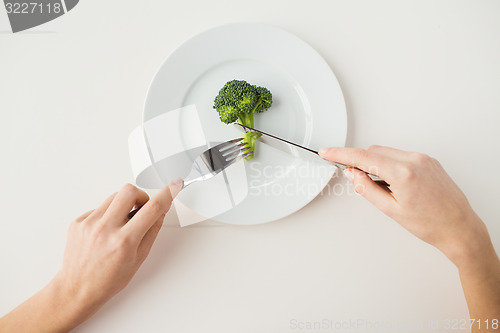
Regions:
[[241, 131, 261, 160], [236, 107, 261, 160], [237, 111, 254, 128]]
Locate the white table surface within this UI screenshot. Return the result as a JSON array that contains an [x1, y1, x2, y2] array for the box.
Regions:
[[1, 1, 499, 332]]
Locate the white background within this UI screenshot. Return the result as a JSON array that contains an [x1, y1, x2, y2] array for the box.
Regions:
[[1, 1, 499, 332]]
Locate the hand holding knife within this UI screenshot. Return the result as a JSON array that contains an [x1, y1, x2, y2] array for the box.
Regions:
[[234, 123, 390, 188]]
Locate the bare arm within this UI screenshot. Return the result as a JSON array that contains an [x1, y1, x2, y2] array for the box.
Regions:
[[0, 182, 182, 332], [320, 146, 500, 331]]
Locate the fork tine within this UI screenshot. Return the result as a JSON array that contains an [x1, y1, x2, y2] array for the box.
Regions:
[[241, 145, 252, 153], [241, 151, 254, 159], [221, 143, 250, 157], [217, 138, 244, 152], [225, 148, 254, 162], [227, 150, 254, 164], [224, 146, 250, 161]]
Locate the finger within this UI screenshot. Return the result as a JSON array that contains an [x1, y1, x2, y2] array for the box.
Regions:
[[319, 147, 396, 182], [76, 210, 94, 223], [89, 192, 117, 220], [103, 184, 149, 227], [123, 180, 183, 243], [136, 214, 165, 263], [346, 168, 397, 216], [367, 145, 409, 160]]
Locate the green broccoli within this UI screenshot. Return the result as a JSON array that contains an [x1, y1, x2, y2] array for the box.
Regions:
[[213, 80, 273, 160]]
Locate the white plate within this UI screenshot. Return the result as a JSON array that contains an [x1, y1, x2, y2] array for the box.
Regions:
[[143, 23, 347, 225]]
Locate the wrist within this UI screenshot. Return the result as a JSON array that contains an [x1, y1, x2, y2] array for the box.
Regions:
[[47, 273, 98, 332], [445, 218, 499, 275], [454, 242, 499, 276], [0, 274, 94, 333]]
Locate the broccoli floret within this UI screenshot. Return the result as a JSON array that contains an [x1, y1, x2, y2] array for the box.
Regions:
[[254, 86, 273, 113], [213, 80, 273, 160]]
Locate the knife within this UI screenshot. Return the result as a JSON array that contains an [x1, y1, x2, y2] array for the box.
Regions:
[[234, 123, 390, 187]]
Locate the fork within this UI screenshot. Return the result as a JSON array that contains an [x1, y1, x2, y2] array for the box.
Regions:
[[126, 138, 252, 219], [181, 138, 253, 188]]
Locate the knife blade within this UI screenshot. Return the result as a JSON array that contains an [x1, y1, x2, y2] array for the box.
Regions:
[[233, 123, 390, 187]]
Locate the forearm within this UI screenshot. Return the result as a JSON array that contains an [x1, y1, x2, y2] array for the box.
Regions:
[[454, 229, 500, 332], [0, 277, 90, 333]]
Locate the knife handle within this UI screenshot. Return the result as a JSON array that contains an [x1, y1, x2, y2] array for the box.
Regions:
[[331, 162, 391, 188]]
